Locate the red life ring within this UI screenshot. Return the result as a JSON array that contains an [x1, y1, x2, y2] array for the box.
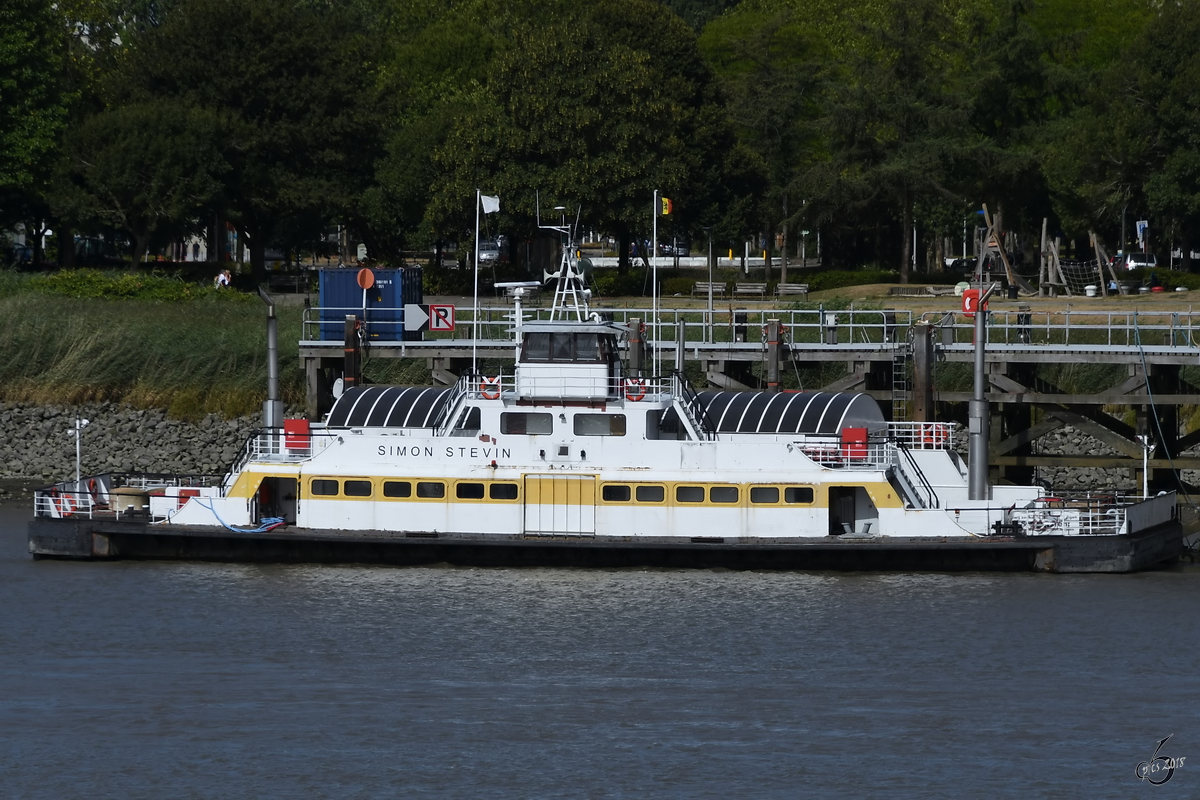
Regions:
[[922, 424, 936, 447], [481, 376, 501, 400], [87, 478, 100, 506], [624, 378, 646, 402]]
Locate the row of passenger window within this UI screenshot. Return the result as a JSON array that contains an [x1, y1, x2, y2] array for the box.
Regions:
[[500, 412, 626, 436], [309, 478, 519, 501], [308, 478, 815, 507], [601, 484, 814, 505]]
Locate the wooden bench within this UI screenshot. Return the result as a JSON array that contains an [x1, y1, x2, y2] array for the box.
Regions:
[[775, 282, 809, 298], [693, 281, 727, 298], [734, 282, 767, 298], [267, 274, 310, 293]]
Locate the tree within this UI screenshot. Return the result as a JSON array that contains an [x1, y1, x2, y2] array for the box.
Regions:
[[427, 0, 760, 271], [116, 0, 384, 272], [56, 101, 228, 265], [1129, 3, 1200, 270], [0, 0, 70, 193]]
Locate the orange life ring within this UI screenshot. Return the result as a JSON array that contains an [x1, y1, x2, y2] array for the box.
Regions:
[[87, 478, 99, 506], [624, 378, 646, 402], [481, 376, 501, 400], [922, 424, 935, 446]]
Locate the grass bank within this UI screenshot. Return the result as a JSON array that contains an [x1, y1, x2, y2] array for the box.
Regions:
[[0, 269, 437, 419]]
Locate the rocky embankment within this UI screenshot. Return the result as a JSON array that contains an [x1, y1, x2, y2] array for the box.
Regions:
[[0, 402, 261, 484]]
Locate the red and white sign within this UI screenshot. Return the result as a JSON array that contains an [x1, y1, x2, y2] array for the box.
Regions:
[[427, 304, 455, 332]]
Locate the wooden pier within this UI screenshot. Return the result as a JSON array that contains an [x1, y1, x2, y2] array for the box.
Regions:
[[300, 303, 1200, 493]]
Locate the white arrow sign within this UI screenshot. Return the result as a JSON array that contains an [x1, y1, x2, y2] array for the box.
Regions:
[[404, 304, 429, 331]]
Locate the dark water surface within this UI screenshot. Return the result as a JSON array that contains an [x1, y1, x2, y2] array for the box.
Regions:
[[1, 507, 1196, 798]]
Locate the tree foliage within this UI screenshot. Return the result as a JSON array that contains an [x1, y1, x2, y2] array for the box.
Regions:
[[4, 0, 1199, 280], [0, 0, 71, 192]]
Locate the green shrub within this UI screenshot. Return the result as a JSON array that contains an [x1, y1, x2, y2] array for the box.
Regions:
[[805, 269, 898, 292], [19, 268, 250, 302]]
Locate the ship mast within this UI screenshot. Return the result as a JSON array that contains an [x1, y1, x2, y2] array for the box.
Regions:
[[537, 196, 591, 321]]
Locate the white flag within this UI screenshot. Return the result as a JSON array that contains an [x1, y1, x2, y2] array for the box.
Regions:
[[481, 195, 500, 214]]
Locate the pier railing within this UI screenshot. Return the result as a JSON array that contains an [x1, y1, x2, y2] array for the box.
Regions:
[[303, 304, 1200, 354]]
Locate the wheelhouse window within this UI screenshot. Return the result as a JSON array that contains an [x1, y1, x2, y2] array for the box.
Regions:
[[343, 480, 372, 497], [524, 333, 550, 360], [575, 333, 599, 361], [574, 414, 626, 436], [311, 479, 339, 496], [416, 481, 446, 498], [501, 412, 553, 435], [383, 481, 412, 498], [521, 331, 610, 363], [550, 332, 573, 360], [785, 487, 815, 504], [602, 484, 631, 502]]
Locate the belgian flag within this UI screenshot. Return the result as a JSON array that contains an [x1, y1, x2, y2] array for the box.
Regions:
[[660, 197, 673, 215]]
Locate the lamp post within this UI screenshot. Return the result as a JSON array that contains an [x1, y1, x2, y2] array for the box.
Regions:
[[705, 227, 713, 342], [72, 417, 89, 489]]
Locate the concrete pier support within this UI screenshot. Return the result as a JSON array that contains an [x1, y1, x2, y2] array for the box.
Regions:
[[911, 323, 935, 422], [628, 317, 644, 377], [766, 319, 781, 393]]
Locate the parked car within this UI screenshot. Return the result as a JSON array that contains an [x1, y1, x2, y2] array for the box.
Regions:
[[658, 239, 690, 257], [1117, 252, 1157, 271], [478, 240, 501, 264]]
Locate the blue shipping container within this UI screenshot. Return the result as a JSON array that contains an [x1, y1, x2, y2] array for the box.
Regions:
[[318, 267, 424, 341]]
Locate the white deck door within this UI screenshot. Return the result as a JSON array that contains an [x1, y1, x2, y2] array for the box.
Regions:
[[523, 474, 597, 536]]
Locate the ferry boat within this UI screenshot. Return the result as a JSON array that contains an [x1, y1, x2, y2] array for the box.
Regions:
[[28, 247, 1183, 572]]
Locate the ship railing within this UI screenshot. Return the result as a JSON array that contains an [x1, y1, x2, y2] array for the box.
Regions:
[[944, 494, 1133, 537], [795, 435, 891, 469], [33, 472, 223, 520], [669, 371, 716, 440], [887, 421, 954, 450], [227, 428, 339, 477], [891, 444, 940, 508], [432, 372, 475, 435]]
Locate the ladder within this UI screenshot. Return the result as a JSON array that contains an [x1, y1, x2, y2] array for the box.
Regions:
[[891, 339, 910, 422]]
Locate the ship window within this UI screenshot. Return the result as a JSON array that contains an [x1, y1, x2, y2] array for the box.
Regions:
[[383, 481, 412, 498], [416, 481, 445, 498], [750, 486, 779, 504], [710, 486, 738, 504], [574, 414, 626, 436], [490, 483, 519, 500], [636, 485, 665, 503], [344, 480, 372, 497], [602, 484, 631, 502], [575, 333, 599, 361], [551, 333, 574, 361], [524, 333, 550, 361], [456, 482, 485, 499], [501, 412, 553, 435], [311, 479, 339, 496], [676, 485, 704, 503], [785, 487, 815, 504]]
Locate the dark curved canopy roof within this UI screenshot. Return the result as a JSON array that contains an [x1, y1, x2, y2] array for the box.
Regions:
[[326, 386, 452, 428], [694, 391, 885, 435]]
